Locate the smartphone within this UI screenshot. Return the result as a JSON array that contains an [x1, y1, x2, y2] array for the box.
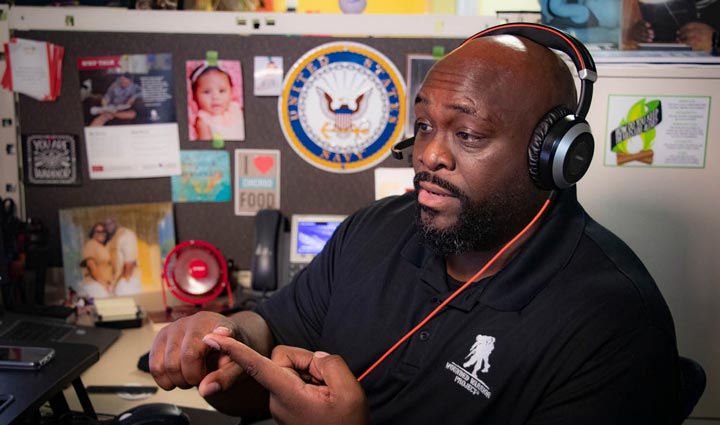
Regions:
[[0, 345, 55, 370], [0, 394, 14, 413]]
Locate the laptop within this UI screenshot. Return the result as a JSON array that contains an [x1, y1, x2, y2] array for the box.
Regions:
[[0, 303, 121, 354]]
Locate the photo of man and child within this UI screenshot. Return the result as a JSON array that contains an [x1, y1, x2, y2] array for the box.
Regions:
[[186, 58, 246, 142], [59, 203, 175, 303], [79, 53, 177, 128]]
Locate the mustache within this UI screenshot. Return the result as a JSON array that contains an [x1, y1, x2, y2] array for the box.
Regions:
[[413, 171, 466, 199]]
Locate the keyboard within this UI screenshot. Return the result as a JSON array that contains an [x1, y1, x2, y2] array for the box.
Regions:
[[11, 304, 76, 321], [1, 320, 74, 342]]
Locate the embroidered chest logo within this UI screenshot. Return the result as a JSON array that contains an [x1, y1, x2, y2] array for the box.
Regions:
[[445, 334, 495, 399], [278, 41, 406, 173]]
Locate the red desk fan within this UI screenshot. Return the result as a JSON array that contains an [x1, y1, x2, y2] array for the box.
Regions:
[[161, 240, 234, 316]]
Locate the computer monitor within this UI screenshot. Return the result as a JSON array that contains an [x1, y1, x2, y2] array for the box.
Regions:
[[289, 214, 346, 265]]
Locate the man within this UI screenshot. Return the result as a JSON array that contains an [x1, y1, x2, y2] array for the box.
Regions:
[[150, 31, 679, 424], [90, 73, 139, 126], [104, 217, 142, 296]]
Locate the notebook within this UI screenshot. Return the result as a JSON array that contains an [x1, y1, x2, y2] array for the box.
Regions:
[[0, 303, 121, 354]]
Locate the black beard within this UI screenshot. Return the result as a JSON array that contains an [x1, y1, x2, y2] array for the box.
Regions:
[[413, 171, 536, 255]]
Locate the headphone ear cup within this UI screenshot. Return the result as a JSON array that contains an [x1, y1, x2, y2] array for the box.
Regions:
[[528, 105, 575, 190]]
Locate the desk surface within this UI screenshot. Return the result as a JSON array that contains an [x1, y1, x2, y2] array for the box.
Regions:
[[62, 319, 233, 419], [0, 341, 98, 424]]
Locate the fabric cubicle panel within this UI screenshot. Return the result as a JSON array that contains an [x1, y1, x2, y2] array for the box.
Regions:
[[16, 30, 461, 268]]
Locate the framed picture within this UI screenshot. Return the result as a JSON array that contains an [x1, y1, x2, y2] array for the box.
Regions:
[[21, 134, 82, 186], [59, 202, 175, 303], [405, 54, 436, 138]]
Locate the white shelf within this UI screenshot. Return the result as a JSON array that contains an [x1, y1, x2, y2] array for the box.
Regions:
[[8, 6, 500, 38]]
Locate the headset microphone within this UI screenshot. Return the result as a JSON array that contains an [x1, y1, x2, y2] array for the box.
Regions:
[[391, 136, 414, 160], [392, 22, 597, 191]]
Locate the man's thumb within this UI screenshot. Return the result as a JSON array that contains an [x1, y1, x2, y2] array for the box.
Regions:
[[198, 362, 242, 397], [310, 352, 360, 391]]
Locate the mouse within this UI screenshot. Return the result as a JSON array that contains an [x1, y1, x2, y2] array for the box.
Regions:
[[115, 403, 190, 425]]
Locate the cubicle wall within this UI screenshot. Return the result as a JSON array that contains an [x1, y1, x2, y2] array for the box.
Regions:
[[8, 8, 719, 420], [582, 65, 720, 420], [13, 28, 462, 268]]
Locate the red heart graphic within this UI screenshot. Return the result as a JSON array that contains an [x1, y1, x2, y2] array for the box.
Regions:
[[254, 155, 274, 174]]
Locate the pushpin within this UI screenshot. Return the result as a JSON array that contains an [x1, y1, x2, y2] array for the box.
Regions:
[[432, 45, 445, 62], [212, 133, 225, 149], [206, 50, 219, 67]]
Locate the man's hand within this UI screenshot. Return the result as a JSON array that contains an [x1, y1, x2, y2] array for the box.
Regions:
[[149, 311, 243, 395], [678, 22, 715, 52], [631, 20, 655, 43], [202, 335, 369, 425]]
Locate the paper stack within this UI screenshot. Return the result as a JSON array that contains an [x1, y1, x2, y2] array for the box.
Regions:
[[93, 297, 143, 329], [2, 38, 64, 101]]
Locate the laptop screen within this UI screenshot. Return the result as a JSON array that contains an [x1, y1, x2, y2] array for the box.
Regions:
[[289, 215, 346, 264]]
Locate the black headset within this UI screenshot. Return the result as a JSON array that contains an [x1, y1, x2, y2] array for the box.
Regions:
[[392, 22, 597, 191]]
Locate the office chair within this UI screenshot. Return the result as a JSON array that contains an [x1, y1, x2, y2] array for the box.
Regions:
[[676, 356, 706, 424]]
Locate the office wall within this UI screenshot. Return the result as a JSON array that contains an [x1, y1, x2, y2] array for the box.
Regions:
[[14, 29, 461, 269], [581, 65, 720, 419]]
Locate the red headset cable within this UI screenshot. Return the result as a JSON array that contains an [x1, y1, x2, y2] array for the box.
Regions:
[[357, 195, 553, 382]]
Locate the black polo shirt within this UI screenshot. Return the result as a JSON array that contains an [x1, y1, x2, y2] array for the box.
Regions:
[[256, 188, 679, 424]]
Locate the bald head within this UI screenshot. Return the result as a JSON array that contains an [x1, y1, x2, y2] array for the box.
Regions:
[[423, 35, 578, 129]]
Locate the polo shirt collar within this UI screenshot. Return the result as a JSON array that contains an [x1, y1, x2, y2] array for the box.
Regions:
[[400, 187, 586, 312]]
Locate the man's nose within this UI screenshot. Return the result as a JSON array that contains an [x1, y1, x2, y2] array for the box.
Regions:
[[418, 134, 454, 171]]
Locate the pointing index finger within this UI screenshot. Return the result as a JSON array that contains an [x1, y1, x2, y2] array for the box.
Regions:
[[202, 334, 302, 398]]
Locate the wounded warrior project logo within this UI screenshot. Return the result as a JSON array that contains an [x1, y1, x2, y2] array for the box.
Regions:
[[279, 42, 406, 173], [446, 334, 495, 399], [610, 98, 661, 165]]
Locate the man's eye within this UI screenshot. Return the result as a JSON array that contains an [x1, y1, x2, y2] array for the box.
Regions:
[[457, 132, 481, 142], [414, 122, 432, 134]]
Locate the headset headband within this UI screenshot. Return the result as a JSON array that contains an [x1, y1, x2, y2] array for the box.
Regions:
[[462, 22, 597, 118], [391, 22, 597, 161]]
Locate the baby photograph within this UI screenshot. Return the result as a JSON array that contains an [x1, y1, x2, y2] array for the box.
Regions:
[[186, 59, 246, 142]]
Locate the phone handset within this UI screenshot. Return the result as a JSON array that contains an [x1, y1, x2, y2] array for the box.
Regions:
[[250, 209, 288, 292]]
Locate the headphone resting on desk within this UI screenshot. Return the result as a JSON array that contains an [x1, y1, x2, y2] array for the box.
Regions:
[[392, 22, 598, 191]]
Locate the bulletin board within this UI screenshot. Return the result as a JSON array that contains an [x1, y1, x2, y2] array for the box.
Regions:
[[15, 29, 462, 269]]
